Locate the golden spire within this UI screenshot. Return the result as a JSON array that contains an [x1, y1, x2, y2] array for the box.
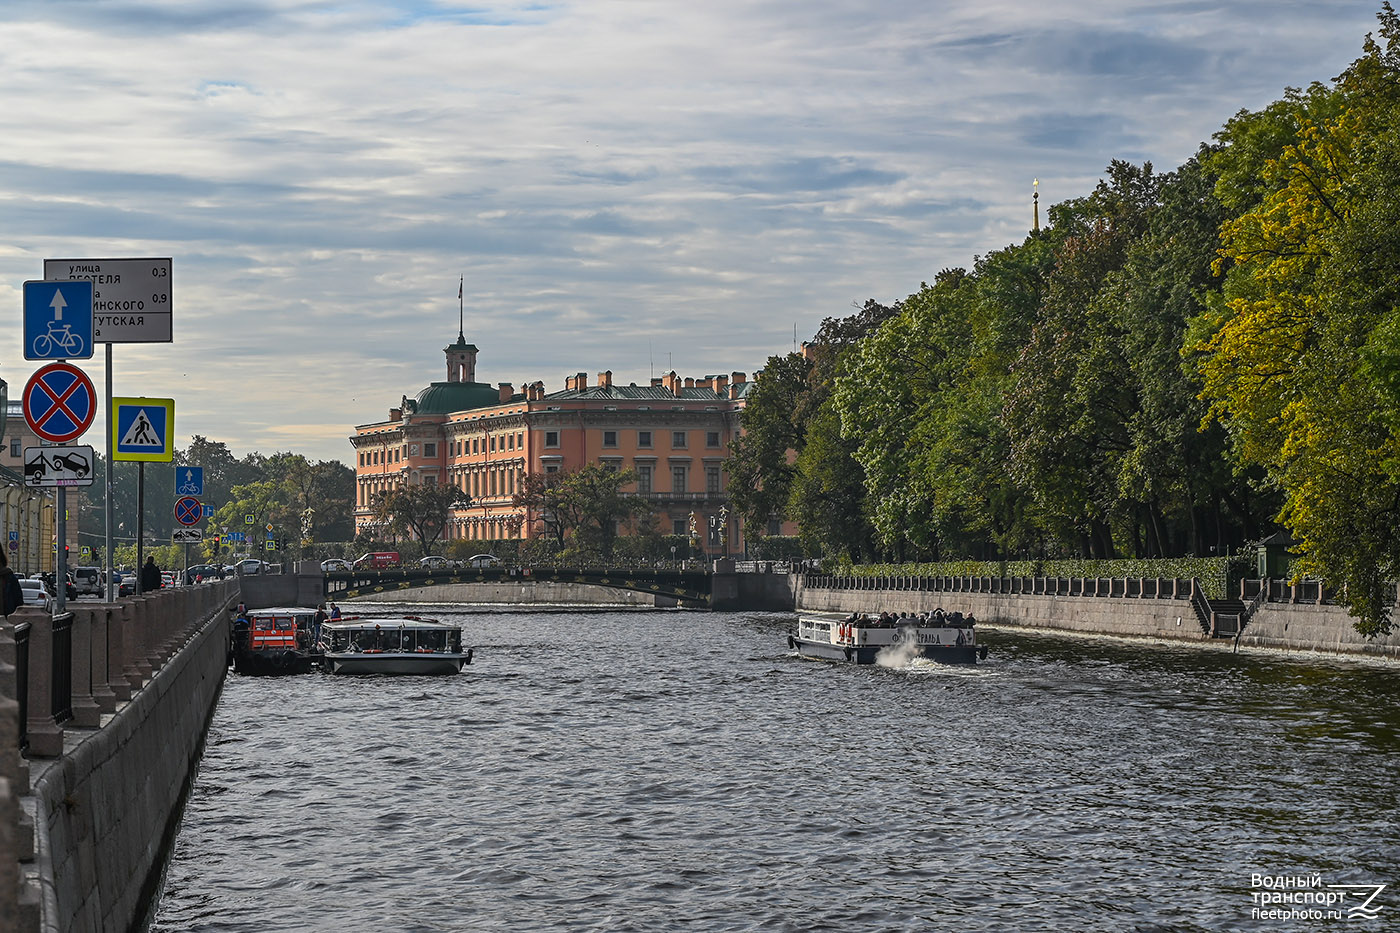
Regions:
[[1033, 178, 1040, 233]]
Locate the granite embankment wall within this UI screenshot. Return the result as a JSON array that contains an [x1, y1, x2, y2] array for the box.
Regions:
[[796, 576, 1211, 642], [794, 575, 1400, 659], [1, 580, 240, 933]]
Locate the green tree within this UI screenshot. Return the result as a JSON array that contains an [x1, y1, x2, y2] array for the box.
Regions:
[[513, 464, 650, 560], [373, 482, 462, 558]]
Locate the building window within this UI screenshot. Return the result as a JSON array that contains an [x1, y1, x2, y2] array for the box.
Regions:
[[637, 464, 652, 494], [706, 466, 720, 494], [638, 430, 652, 448], [424, 475, 436, 486], [603, 430, 618, 448], [767, 517, 782, 536], [508, 434, 515, 450], [545, 431, 559, 448], [672, 465, 687, 493], [603, 460, 619, 473], [673, 518, 686, 536], [490, 436, 496, 452], [546, 464, 559, 474], [424, 443, 437, 458], [518, 432, 524, 448], [706, 431, 720, 448], [9, 438, 18, 458], [672, 431, 687, 448]]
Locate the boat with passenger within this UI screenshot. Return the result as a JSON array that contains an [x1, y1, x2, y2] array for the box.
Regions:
[[790, 610, 985, 665], [320, 616, 473, 675], [231, 607, 323, 675]]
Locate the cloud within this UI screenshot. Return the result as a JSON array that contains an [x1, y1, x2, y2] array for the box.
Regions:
[[0, 1, 1383, 464]]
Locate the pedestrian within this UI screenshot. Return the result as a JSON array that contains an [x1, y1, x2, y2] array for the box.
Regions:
[[328, 602, 342, 620], [0, 550, 23, 617], [141, 555, 162, 593]]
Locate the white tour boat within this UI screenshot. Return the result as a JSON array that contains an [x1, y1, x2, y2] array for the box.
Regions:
[[790, 610, 985, 665], [321, 616, 473, 675]]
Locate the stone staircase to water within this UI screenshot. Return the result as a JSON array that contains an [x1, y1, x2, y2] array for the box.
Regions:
[[1207, 597, 1249, 637]]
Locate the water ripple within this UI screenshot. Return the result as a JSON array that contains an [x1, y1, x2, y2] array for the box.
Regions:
[[149, 610, 1400, 932]]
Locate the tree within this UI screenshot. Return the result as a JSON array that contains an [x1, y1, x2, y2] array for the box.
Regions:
[[1191, 6, 1400, 633], [513, 464, 650, 560], [373, 483, 462, 558]]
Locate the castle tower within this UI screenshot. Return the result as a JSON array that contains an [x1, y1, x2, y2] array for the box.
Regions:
[[445, 333, 478, 383]]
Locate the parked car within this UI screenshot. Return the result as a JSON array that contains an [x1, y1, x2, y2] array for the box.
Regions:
[[465, 553, 501, 568], [73, 566, 102, 597], [353, 551, 401, 570], [237, 559, 264, 575], [184, 563, 224, 585], [160, 571, 177, 588], [19, 577, 54, 612], [320, 558, 353, 573], [418, 555, 452, 570]]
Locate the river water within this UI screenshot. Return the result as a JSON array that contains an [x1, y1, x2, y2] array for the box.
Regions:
[[149, 606, 1400, 932]]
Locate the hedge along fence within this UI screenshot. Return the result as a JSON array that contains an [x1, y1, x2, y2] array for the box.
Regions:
[[838, 556, 1255, 600]]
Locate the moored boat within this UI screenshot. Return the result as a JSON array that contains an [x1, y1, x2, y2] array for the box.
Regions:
[[232, 607, 322, 675], [790, 611, 985, 665], [321, 616, 473, 675]]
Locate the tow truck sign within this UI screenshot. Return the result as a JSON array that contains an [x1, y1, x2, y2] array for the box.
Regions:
[[23, 445, 95, 487]]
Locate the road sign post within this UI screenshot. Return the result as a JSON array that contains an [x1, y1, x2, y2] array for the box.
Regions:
[[175, 496, 202, 527], [176, 466, 204, 496]]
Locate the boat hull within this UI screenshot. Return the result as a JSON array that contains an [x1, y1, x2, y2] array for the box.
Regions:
[[233, 649, 319, 676], [324, 651, 470, 675], [792, 615, 982, 665], [792, 635, 980, 665]]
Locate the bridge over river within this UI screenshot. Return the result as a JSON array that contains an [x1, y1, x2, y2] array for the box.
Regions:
[[324, 564, 717, 606]]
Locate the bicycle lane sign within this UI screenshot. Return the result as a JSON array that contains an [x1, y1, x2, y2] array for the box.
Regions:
[[24, 280, 93, 360]]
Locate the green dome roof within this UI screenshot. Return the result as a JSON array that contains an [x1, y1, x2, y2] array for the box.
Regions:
[[413, 381, 501, 415]]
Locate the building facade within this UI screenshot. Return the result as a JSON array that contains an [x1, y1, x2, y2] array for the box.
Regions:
[[0, 400, 64, 574], [352, 333, 761, 555]]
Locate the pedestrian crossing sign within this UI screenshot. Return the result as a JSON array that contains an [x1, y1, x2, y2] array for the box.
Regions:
[[112, 396, 175, 462]]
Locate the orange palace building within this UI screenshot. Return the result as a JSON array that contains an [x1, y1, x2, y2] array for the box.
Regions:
[[352, 332, 766, 553]]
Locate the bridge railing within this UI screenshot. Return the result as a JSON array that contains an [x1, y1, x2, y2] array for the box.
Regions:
[[803, 573, 1198, 600]]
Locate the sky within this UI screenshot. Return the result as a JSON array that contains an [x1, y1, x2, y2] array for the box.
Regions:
[[0, 0, 1386, 464]]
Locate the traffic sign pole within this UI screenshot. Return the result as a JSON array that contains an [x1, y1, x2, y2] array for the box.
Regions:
[[105, 344, 114, 600], [57, 488, 67, 613]]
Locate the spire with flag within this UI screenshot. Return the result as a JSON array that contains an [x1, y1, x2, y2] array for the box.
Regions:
[[458, 276, 464, 338]]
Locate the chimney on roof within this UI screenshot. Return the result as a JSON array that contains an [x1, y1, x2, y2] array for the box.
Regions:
[[598, 370, 612, 389], [576, 372, 588, 390], [389, 408, 402, 421], [729, 383, 740, 400], [801, 342, 816, 361], [498, 382, 513, 402], [683, 377, 694, 389], [713, 374, 728, 396], [651, 377, 663, 387], [662, 371, 680, 396], [730, 371, 746, 385]]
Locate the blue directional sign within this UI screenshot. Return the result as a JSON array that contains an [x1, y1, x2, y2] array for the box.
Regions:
[[24, 280, 94, 360], [176, 466, 204, 496]]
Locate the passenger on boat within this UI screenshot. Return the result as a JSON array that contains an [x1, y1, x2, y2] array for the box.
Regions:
[[329, 602, 342, 620], [313, 604, 328, 644]]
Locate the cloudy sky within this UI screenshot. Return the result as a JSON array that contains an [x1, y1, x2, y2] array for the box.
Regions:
[[0, 1, 1384, 464]]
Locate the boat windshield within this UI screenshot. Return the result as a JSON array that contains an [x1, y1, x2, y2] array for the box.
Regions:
[[327, 625, 462, 654]]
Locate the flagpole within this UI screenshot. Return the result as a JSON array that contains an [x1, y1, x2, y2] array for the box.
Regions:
[[458, 276, 464, 337]]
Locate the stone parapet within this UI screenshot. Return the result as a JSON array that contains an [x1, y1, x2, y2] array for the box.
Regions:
[[0, 579, 241, 933]]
